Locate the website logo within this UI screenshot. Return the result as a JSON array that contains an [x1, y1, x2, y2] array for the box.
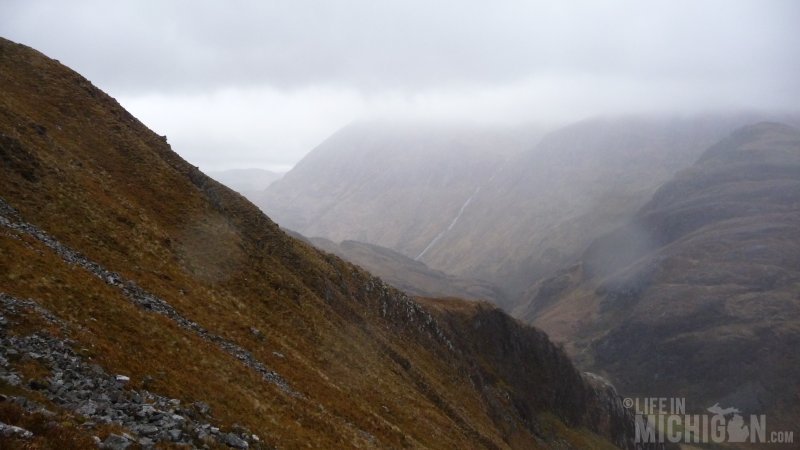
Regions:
[[623, 397, 794, 445]]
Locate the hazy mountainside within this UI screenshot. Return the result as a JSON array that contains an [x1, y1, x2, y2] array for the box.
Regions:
[[257, 120, 544, 258], [422, 114, 787, 298], [260, 113, 785, 308], [207, 168, 283, 194], [305, 236, 509, 308], [516, 122, 800, 424], [0, 37, 634, 449]]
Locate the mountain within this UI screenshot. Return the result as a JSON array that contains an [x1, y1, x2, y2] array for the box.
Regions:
[[421, 114, 787, 298], [207, 168, 283, 195], [260, 113, 785, 308], [0, 38, 634, 448], [305, 236, 509, 308], [515, 122, 800, 425], [256, 120, 545, 258]]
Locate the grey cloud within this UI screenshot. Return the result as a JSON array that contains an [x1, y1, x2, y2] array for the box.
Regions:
[[1, 0, 798, 170], [3, 0, 799, 95]]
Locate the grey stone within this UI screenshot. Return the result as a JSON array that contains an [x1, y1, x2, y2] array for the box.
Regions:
[[101, 433, 131, 450], [137, 404, 156, 417], [0, 373, 21, 386], [193, 401, 211, 415], [0, 421, 33, 439], [134, 424, 159, 435], [76, 389, 91, 400], [222, 432, 249, 449], [76, 400, 97, 416]]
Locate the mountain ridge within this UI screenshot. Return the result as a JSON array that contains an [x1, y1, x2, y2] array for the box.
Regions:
[[516, 121, 800, 429]]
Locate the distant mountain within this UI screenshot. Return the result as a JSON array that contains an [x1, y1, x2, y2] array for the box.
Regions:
[[262, 114, 784, 307], [0, 38, 634, 448], [305, 236, 510, 308], [516, 123, 800, 424], [256, 120, 545, 258], [207, 168, 283, 194], [422, 114, 790, 299]]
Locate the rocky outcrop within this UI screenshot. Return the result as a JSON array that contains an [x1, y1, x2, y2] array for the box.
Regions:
[[0, 293, 262, 449], [417, 298, 637, 449]]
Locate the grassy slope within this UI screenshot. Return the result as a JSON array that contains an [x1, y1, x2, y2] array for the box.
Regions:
[[0, 38, 628, 448]]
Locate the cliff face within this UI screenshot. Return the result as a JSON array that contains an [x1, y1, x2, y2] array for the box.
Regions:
[[0, 37, 633, 449], [517, 122, 800, 428], [418, 297, 634, 449]]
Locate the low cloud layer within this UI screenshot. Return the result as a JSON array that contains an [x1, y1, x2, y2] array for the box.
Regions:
[[2, 0, 798, 170]]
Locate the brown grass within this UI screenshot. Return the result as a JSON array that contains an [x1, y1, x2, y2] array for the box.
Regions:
[[0, 37, 621, 449], [0, 400, 99, 450]]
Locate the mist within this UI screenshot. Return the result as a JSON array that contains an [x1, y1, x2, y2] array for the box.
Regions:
[[2, 0, 798, 170]]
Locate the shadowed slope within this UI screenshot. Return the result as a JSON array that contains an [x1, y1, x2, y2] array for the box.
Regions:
[[517, 123, 800, 430]]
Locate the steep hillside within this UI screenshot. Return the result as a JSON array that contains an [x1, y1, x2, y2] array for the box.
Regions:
[[516, 123, 800, 426], [307, 236, 509, 308], [0, 38, 633, 448]]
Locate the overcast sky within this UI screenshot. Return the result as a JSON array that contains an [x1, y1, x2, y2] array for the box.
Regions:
[[2, 0, 799, 171]]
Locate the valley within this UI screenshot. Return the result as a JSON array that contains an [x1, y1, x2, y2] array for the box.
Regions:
[[250, 105, 800, 448], [2, 2, 798, 447]]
